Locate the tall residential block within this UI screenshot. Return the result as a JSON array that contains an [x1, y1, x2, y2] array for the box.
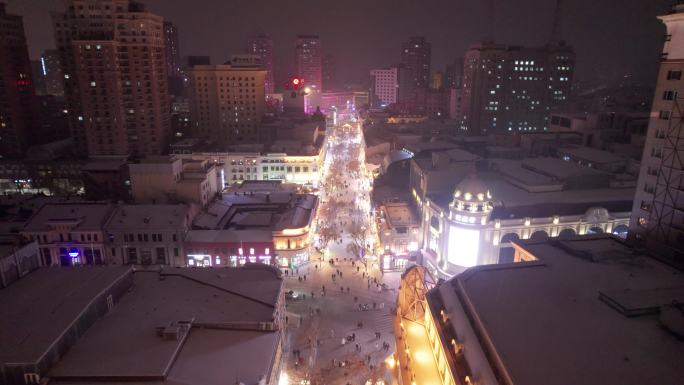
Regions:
[[460, 41, 574, 135], [163, 21, 181, 77], [370, 67, 399, 107], [444, 58, 463, 89], [322, 53, 337, 91], [52, 0, 170, 157], [42, 49, 65, 97], [0, 3, 36, 158], [295, 35, 322, 92], [630, 3, 684, 265], [399, 36, 431, 101], [247, 34, 274, 94], [188, 64, 266, 144]]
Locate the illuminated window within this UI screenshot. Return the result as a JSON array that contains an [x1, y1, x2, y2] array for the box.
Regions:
[[250, 248, 255, 255]]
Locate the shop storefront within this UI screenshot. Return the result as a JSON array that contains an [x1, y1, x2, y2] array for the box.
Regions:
[[380, 251, 416, 272], [277, 250, 309, 269], [184, 232, 274, 268]]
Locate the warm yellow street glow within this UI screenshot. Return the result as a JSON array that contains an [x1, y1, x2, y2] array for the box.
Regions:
[[385, 356, 396, 369], [413, 349, 431, 364]]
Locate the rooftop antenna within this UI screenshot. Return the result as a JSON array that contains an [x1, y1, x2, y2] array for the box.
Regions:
[[549, 0, 564, 44]]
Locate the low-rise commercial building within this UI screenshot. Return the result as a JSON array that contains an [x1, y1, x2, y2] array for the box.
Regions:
[[395, 236, 684, 385], [557, 145, 629, 174], [21, 202, 115, 266], [220, 152, 321, 187], [188, 181, 318, 269], [0, 265, 285, 385], [104, 204, 191, 266], [129, 156, 219, 208], [378, 202, 421, 271], [415, 158, 633, 278]]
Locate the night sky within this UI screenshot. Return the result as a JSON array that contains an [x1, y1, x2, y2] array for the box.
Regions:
[[6, 0, 671, 87]]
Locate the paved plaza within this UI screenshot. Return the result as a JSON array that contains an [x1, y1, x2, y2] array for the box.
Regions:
[[282, 116, 400, 385]]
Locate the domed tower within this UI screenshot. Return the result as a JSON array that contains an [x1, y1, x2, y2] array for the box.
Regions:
[[443, 174, 493, 268], [449, 175, 493, 223]]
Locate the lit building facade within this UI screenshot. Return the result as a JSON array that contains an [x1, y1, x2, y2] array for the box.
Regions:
[[395, 236, 684, 385], [238, 153, 321, 186], [185, 184, 318, 269], [184, 230, 274, 267], [21, 203, 115, 266], [460, 41, 574, 134], [174, 151, 322, 189], [418, 174, 631, 278], [630, 3, 684, 266], [0, 3, 36, 158], [41, 49, 65, 97], [378, 202, 422, 271], [295, 35, 322, 92], [52, 0, 171, 157], [187, 64, 267, 144], [399, 36, 431, 101], [370, 67, 399, 107], [319, 90, 370, 114], [163, 21, 181, 77], [247, 34, 275, 94]]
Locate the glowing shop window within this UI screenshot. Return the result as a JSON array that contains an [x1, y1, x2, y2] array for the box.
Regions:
[[250, 248, 255, 255], [215, 257, 221, 265], [238, 248, 244, 255], [448, 226, 480, 267], [265, 248, 270, 255]]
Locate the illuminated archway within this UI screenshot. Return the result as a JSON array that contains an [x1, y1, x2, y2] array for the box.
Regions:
[[612, 224, 629, 239], [558, 228, 576, 239], [530, 230, 549, 240], [500, 232, 520, 244], [587, 226, 604, 234]]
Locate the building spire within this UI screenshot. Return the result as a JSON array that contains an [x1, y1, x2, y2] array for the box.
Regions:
[[549, 0, 563, 43]]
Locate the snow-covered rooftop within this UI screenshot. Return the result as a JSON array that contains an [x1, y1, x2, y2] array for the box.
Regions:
[[384, 203, 420, 227], [105, 204, 189, 231], [559, 145, 626, 164], [23, 203, 115, 232], [435, 236, 684, 385], [0, 266, 132, 364], [1, 266, 282, 385]]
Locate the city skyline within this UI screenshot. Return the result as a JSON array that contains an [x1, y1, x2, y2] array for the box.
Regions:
[[4, 0, 672, 87]]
